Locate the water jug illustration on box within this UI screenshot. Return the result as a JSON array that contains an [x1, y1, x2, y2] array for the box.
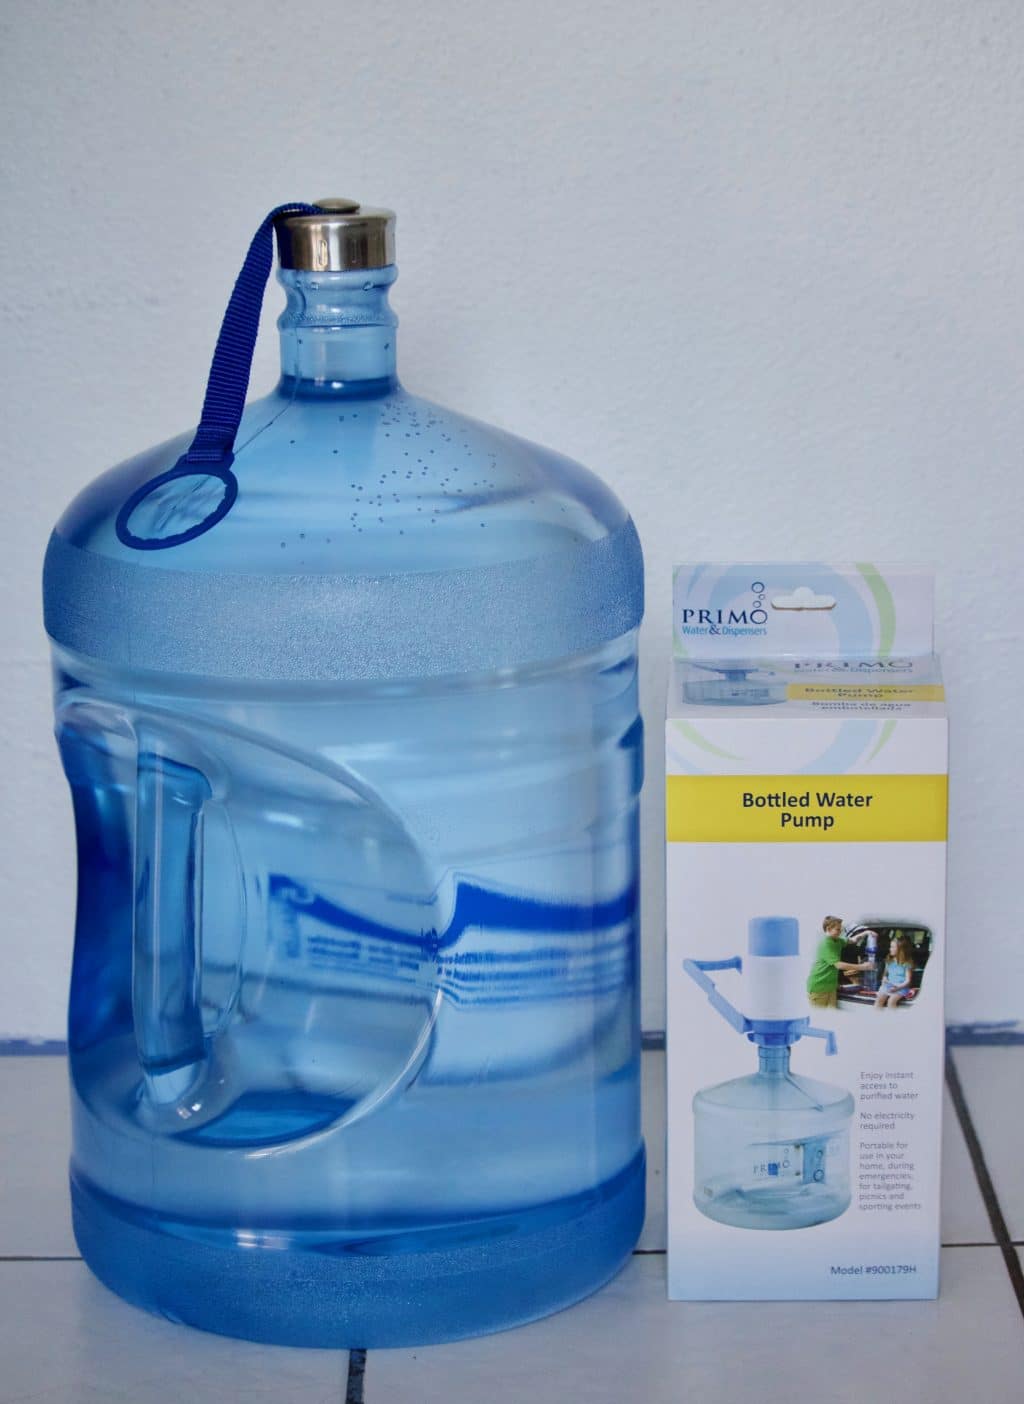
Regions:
[[681, 661, 787, 706], [858, 927, 880, 993], [684, 918, 853, 1230], [42, 201, 645, 1346]]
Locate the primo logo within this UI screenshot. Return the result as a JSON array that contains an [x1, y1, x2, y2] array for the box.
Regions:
[[791, 658, 914, 673], [681, 581, 769, 632]]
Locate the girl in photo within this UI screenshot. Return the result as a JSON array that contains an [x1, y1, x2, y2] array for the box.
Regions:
[[875, 936, 915, 1009]]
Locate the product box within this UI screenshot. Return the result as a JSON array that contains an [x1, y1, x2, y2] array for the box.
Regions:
[[665, 564, 948, 1300]]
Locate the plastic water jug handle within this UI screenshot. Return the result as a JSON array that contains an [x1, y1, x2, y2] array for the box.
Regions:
[[682, 956, 750, 1035], [132, 730, 212, 1101]]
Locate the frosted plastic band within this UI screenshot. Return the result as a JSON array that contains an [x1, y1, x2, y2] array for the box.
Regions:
[[44, 519, 643, 682]]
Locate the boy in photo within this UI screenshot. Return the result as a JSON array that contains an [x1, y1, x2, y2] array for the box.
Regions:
[[807, 916, 873, 1009]]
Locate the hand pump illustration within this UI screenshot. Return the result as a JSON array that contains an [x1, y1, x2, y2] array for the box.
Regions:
[[684, 917, 854, 1230], [682, 660, 787, 706]]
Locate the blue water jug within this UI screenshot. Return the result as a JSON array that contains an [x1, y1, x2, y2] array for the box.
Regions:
[[42, 200, 645, 1346]]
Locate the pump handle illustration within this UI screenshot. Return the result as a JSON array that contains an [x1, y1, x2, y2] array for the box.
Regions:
[[683, 956, 836, 1054]]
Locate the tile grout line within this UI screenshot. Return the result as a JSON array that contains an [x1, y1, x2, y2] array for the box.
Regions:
[[945, 1049, 1024, 1322], [345, 1346, 366, 1403], [941, 1241, 1024, 1249], [30, 1245, 1017, 1285], [631, 1242, 1024, 1256], [0, 1255, 83, 1262], [4, 1026, 1024, 1059]]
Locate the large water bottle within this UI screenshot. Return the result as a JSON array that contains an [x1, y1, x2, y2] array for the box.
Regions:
[[42, 201, 645, 1346]]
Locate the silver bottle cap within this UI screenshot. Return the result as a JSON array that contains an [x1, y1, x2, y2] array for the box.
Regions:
[[276, 198, 396, 272]]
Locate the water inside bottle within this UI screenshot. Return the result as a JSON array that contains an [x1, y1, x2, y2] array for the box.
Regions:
[[59, 633, 641, 1239]]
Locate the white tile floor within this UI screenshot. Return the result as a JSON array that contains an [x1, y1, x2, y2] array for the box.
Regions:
[[0, 1260, 344, 1404], [952, 1045, 1024, 1241], [1, 1046, 1020, 1402]]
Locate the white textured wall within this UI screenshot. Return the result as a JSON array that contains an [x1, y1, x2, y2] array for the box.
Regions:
[[1, 0, 1021, 1036]]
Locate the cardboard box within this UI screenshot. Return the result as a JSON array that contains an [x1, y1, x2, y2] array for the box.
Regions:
[[666, 564, 947, 1299]]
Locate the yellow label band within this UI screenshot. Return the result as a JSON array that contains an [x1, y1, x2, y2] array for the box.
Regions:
[[786, 684, 945, 702], [666, 774, 948, 843]]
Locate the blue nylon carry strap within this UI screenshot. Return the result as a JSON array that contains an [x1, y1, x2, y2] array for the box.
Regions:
[[184, 202, 322, 466]]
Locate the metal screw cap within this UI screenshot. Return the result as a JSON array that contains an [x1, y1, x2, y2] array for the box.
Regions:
[[276, 198, 396, 272]]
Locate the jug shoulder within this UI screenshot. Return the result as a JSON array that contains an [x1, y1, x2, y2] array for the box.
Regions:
[[51, 387, 633, 576], [44, 388, 643, 681], [695, 1071, 854, 1114]]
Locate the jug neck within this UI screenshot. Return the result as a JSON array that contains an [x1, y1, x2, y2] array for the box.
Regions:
[[276, 266, 399, 397], [757, 1045, 792, 1078]]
